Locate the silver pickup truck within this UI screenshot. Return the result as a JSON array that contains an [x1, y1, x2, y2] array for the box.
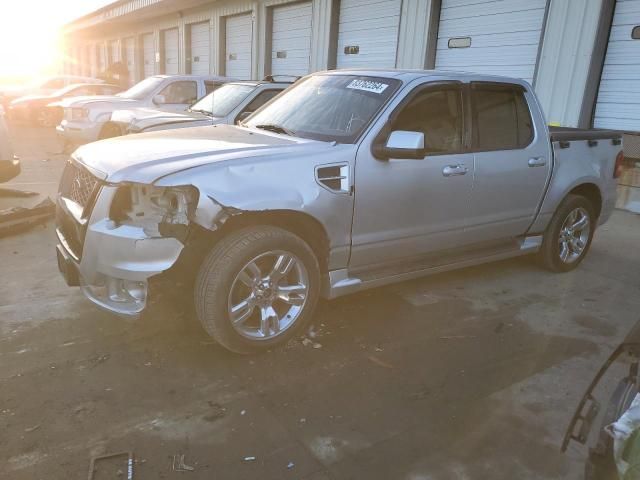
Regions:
[[55, 69, 624, 354]]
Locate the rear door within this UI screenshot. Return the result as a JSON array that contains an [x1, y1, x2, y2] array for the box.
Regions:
[[467, 82, 552, 242]]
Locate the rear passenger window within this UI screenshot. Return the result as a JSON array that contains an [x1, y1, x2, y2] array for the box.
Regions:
[[471, 84, 533, 151]]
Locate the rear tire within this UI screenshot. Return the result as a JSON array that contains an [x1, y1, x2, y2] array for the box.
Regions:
[[537, 194, 596, 272], [194, 226, 320, 354]]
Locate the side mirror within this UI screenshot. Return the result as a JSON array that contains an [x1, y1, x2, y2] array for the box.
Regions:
[[152, 94, 166, 105], [236, 111, 252, 124], [374, 130, 425, 160]]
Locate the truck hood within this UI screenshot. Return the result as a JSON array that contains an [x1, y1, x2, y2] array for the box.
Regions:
[[111, 107, 212, 129], [73, 124, 333, 184], [57, 95, 137, 108]]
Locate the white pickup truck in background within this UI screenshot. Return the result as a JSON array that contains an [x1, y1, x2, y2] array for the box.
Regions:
[[55, 74, 232, 145], [109, 79, 292, 136]]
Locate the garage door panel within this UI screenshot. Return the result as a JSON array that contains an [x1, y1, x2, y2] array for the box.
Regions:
[[190, 22, 210, 75], [142, 34, 155, 78], [441, 0, 545, 20], [594, 0, 640, 131], [163, 29, 179, 75], [226, 14, 253, 80], [336, 0, 401, 69], [438, 13, 545, 37], [436, 0, 546, 82], [271, 2, 312, 77], [436, 31, 541, 49]]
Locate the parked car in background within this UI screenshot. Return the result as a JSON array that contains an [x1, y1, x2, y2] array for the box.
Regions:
[[9, 83, 122, 127], [55, 70, 623, 354], [109, 79, 292, 136], [0, 106, 19, 183], [0, 74, 103, 111], [56, 75, 233, 146]]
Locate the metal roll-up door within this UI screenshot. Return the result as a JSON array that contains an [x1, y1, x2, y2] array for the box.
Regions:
[[142, 33, 155, 78], [336, 0, 401, 69], [271, 2, 312, 77], [97, 44, 106, 74], [163, 28, 179, 75], [124, 37, 135, 85], [225, 13, 253, 79], [435, 0, 547, 84], [189, 22, 211, 75], [594, 0, 640, 133], [110, 40, 120, 65]]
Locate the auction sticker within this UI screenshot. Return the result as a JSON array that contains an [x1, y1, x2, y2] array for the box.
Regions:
[[346, 79, 389, 94]]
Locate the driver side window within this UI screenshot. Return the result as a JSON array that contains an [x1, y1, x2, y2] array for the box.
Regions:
[[158, 81, 198, 104], [391, 87, 463, 154]]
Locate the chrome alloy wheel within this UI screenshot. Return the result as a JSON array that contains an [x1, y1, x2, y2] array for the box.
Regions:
[[558, 207, 591, 264], [228, 250, 309, 340]]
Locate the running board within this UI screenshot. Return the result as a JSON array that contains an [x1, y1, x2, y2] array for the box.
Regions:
[[323, 235, 542, 299]]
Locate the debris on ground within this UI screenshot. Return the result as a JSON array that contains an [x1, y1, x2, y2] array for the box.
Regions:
[[0, 197, 55, 238], [287, 461, 295, 469], [301, 337, 323, 349], [88, 354, 110, 368], [24, 424, 40, 433], [88, 451, 134, 480], [439, 335, 476, 340], [203, 402, 226, 422], [0, 187, 38, 198], [366, 355, 394, 369], [172, 454, 195, 472], [243, 456, 256, 462]]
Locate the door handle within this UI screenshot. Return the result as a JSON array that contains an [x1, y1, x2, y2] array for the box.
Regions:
[[442, 164, 468, 177], [528, 157, 547, 167]]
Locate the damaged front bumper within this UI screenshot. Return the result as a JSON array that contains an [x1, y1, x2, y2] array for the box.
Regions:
[[56, 185, 185, 317]]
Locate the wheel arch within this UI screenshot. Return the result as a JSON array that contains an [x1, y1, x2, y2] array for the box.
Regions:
[[568, 182, 602, 219], [186, 209, 331, 274]]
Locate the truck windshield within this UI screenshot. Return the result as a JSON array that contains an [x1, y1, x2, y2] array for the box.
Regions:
[[118, 76, 165, 100], [244, 75, 400, 143], [189, 84, 255, 117]]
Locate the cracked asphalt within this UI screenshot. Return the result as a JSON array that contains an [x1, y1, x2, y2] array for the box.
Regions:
[[1, 125, 639, 479]]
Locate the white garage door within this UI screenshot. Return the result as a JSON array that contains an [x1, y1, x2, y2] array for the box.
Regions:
[[336, 0, 401, 69], [110, 40, 120, 65], [163, 28, 179, 75], [435, 0, 547, 84], [271, 2, 312, 77], [124, 37, 135, 85], [594, 0, 640, 131], [225, 14, 253, 79], [189, 22, 211, 75], [142, 33, 155, 78], [97, 44, 106, 74]]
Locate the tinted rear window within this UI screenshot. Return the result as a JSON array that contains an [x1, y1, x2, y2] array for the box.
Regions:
[[471, 84, 534, 151]]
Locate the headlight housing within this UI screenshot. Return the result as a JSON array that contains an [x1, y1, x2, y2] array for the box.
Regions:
[[109, 184, 199, 238], [71, 107, 89, 121]]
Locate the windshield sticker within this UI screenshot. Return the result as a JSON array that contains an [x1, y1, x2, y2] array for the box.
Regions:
[[346, 79, 389, 94]]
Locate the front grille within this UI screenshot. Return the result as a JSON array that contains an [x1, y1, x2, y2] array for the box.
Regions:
[[57, 161, 101, 260], [60, 162, 99, 210]]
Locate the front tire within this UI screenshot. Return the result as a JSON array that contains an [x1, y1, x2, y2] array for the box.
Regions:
[[195, 226, 320, 354], [537, 194, 596, 272]]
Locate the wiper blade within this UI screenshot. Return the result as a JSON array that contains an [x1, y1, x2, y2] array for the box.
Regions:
[[254, 124, 295, 136], [189, 108, 213, 117]]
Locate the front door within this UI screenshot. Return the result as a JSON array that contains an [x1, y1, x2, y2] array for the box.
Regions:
[[467, 82, 552, 242], [349, 82, 475, 269]]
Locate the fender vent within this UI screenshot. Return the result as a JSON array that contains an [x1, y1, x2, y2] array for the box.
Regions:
[[316, 164, 350, 194]]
